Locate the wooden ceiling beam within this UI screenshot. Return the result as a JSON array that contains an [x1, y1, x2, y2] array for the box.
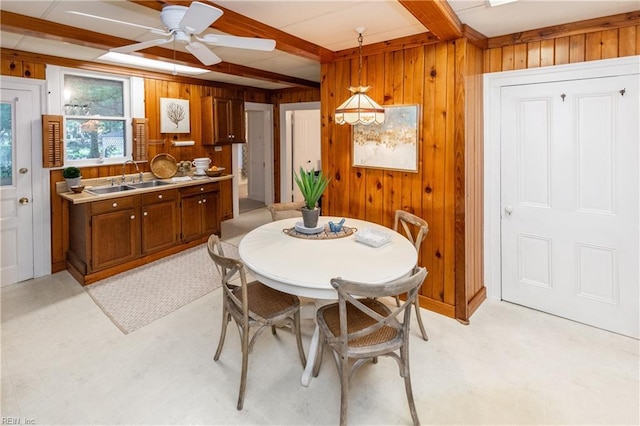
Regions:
[[398, 0, 463, 41], [0, 10, 319, 89], [127, 0, 335, 62]]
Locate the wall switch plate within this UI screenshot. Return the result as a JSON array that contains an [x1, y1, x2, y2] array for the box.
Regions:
[[214, 146, 222, 151]]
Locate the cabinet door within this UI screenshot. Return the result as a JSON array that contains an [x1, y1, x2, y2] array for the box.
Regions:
[[229, 99, 246, 143], [181, 195, 203, 242], [201, 190, 220, 235], [142, 201, 179, 254], [201, 95, 214, 146], [91, 208, 140, 271], [214, 97, 231, 144]]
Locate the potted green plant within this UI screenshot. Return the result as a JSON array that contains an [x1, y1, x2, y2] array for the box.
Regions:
[[294, 167, 331, 228], [62, 166, 82, 191]]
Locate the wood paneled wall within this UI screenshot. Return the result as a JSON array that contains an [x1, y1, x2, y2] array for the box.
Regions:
[[0, 54, 45, 79], [0, 49, 318, 273], [485, 20, 639, 73], [321, 38, 484, 320]]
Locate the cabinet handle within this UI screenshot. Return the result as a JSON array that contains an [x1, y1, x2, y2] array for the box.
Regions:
[[130, 215, 135, 220], [158, 194, 163, 199], [198, 200, 202, 204], [200, 187, 204, 191], [112, 202, 118, 208], [143, 211, 148, 216], [202, 198, 207, 203]]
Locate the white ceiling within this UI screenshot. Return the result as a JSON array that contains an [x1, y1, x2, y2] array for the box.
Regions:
[[1, 0, 638, 90]]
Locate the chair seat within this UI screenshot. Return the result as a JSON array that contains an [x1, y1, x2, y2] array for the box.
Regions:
[[233, 281, 300, 320], [318, 299, 399, 348]]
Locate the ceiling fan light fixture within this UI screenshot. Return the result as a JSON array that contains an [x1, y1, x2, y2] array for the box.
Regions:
[[99, 52, 210, 75], [335, 28, 384, 126]]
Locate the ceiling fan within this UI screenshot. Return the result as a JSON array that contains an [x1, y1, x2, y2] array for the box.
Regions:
[[67, 1, 276, 66]]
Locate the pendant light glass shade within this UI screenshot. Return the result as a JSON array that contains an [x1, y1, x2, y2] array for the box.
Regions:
[[335, 85, 385, 125], [335, 29, 385, 126]]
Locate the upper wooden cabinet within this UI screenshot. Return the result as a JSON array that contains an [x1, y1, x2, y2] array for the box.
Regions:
[[201, 96, 246, 145]]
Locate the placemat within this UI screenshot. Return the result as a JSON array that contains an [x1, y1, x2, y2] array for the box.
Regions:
[[283, 225, 357, 239]]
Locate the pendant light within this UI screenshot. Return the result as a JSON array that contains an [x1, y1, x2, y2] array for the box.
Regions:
[[335, 27, 385, 126]]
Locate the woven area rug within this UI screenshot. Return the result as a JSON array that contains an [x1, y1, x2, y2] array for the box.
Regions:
[[85, 241, 238, 334]]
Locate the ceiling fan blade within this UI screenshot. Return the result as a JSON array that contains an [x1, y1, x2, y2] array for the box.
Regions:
[[66, 11, 169, 36], [179, 2, 223, 35], [199, 34, 276, 51], [111, 37, 173, 54], [186, 42, 222, 66]]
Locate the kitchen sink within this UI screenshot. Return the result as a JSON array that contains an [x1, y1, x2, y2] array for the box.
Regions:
[[87, 185, 138, 195], [127, 180, 173, 189]]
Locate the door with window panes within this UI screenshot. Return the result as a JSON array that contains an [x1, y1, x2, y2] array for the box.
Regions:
[[0, 88, 34, 285]]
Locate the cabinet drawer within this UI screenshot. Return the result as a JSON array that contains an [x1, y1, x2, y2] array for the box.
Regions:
[[141, 189, 178, 206], [180, 182, 219, 197], [91, 196, 136, 215]]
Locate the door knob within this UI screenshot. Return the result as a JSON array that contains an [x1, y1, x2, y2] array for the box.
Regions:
[[504, 205, 513, 216], [19, 168, 28, 174], [19, 197, 29, 205]]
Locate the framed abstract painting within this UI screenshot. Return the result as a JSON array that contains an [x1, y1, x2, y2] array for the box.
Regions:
[[352, 104, 419, 172]]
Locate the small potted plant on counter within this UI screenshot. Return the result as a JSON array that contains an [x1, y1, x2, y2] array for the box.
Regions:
[[294, 167, 330, 228], [62, 166, 82, 191]]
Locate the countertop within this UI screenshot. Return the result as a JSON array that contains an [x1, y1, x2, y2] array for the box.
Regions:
[[58, 172, 233, 204]]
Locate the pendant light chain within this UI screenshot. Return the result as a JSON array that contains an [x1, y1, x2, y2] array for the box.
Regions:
[[357, 31, 363, 87], [334, 28, 385, 125]]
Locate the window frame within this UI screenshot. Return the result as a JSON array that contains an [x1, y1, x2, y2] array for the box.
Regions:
[[47, 66, 139, 167]]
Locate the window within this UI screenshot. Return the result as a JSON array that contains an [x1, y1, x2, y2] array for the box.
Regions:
[[48, 67, 141, 166], [64, 74, 126, 161], [0, 102, 13, 186]]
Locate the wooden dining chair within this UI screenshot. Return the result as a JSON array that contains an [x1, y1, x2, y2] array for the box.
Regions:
[[207, 234, 307, 410], [394, 210, 430, 341], [267, 201, 306, 221], [312, 266, 428, 426]]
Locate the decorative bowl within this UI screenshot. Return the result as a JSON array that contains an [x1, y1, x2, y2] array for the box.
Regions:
[[205, 167, 225, 177], [70, 185, 85, 193]]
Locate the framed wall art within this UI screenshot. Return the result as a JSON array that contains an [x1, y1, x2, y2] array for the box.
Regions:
[[352, 104, 419, 172], [160, 98, 190, 133]]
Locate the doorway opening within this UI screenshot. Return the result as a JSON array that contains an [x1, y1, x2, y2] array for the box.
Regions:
[[232, 102, 273, 217], [279, 102, 321, 203]]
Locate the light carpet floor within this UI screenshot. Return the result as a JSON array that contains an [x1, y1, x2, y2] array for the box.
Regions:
[[85, 241, 238, 334]]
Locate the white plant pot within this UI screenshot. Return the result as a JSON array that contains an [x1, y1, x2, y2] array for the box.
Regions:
[[65, 177, 82, 191]]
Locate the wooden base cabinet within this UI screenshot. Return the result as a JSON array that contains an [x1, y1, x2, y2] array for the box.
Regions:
[[141, 190, 180, 254], [181, 182, 220, 242], [68, 196, 141, 275], [68, 189, 181, 276]]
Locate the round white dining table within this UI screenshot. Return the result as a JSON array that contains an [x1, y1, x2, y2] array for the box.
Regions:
[[238, 216, 418, 386]]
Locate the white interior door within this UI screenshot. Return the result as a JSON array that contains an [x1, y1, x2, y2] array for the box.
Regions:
[[501, 75, 639, 338], [291, 109, 321, 203], [247, 110, 265, 202], [0, 88, 34, 285]]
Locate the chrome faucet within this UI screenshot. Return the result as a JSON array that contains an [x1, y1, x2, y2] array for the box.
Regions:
[[122, 159, 142, 184]]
